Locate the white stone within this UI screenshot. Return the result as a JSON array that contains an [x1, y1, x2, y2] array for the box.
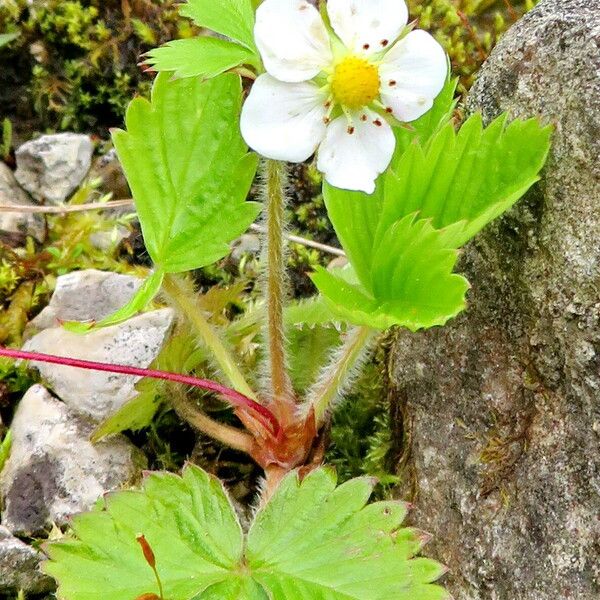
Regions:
[[28, 268, 143, 333], [0, 525, 54, 595], [0, 385, 143, 535], [23, 308, 174, 422], [15, 133, 93, 204], [0, 161, 45, 243]]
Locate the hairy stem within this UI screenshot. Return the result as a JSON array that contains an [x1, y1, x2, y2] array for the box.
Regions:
[[263, 160, 294, 406], [308, 326, 377, 425], [0, 346, 281, 438], [163, 274, 257, 401], [169, 387, 255, 454]]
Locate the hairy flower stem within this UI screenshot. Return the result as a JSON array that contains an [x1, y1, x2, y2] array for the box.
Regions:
[[0, 346, 281, 439], [263, 160, 294, 413], [308, 326, 377, 425], [163, 274, 257, 401]]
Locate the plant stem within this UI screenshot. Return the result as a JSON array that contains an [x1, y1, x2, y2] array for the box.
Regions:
[[163, 274, 257, 401], [0, 346, 281, 438], [308, 326, 377, 425], [263, 160, 294, 407], [169, 388, 255, 454]]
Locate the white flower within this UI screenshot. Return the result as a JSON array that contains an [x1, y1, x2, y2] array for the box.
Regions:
[[240, 0, 448, 194]]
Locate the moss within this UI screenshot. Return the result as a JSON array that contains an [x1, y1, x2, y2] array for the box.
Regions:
[[0, 0, 188, 134], [326, 359, 400, 498]]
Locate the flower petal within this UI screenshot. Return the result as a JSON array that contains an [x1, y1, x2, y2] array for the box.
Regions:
[[255, 0, 332, 82], [241, 74, 328, 163], [379, 30, 448, 122], [327, 0, 408, 55], [317, 109, 395, 194]]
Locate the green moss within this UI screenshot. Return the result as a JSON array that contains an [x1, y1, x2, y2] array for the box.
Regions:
[[0, 0, 187, 133], [326, 360, 400, 498]]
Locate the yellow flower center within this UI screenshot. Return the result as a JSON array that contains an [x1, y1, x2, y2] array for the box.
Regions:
[[331, 56, 380, 109]]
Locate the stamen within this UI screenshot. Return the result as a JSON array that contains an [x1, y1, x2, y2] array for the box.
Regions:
[[381, 39, 389, 47], [373, 119, 383, 127], [347, 126, 355, 135]]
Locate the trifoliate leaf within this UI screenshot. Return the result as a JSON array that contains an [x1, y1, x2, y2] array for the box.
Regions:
[[320, 113, 551, 330], [312, 215, 469, 331], [45, 466, 244, 600], [246, 468, 449, 599], [63, 270, 164, 333], [180, 0, 257, 52], [45, 466, 449, 600], [382, 114, 553, 248], [146, 37, 259, 80], [113, 72, 260, 274]]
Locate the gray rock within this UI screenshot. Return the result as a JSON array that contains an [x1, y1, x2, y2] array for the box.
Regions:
[[0, 161, 45, 244], [15, 133, 93, 204], [390, 1, 600, 599], [23, 308, 174, 422], [27, 269, 143, 333], [0, 385, 143, 536], [0, 525, 54, 595]]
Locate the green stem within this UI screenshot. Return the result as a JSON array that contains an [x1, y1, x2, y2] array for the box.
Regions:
[[163, 274, 258, 401], [263, 160, 294, 406], [308, 326, 377, 425]]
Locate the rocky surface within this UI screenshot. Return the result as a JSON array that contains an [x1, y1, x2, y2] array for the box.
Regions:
[[0, 161, 45, 244], [27, 268, 143, 333], [390, 1, 600, 599], [24, 308, 174, 422], [0, 525, 54, 595], [0, 385, 143, 536], [15, 133, 93, 204]]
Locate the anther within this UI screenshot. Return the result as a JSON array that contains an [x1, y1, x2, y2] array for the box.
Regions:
[[385, 107, 393, 113], [373, 119, 383, 127], [361, 114, 368, 121], [363, 43, 370, 50], [381, 39, 389, 47], [347, 126, 356, 134], [389, 80, 397, 87]]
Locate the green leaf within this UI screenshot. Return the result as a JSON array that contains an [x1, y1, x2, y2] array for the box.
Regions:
[[63, 270, 164, 333], [146, 37, 258, 79], [246, 468, 449, 599], [45, 466, 449, 600], [90, 387, 162, 442], [381, 114, 553, 248], [180, 0, 257, 52], [0, 32, 19, 49], [319, 113, 551, 330], [113, 72, 260, 273], [288, 325, 340, 395], [45, 466, 244, 600], [312, 215, 469, 331]]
